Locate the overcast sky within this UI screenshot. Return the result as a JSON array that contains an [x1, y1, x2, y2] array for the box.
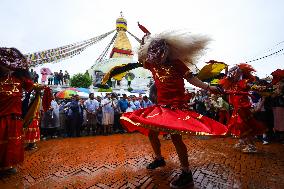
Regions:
[[0, 0, 283, 78]]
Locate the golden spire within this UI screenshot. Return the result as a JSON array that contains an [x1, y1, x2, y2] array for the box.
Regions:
[[111, 13, 132, 58]]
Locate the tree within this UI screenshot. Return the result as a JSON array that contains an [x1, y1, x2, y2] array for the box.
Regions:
[[70, 72, 92, 88]]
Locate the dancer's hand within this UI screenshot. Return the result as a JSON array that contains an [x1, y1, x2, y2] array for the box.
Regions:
[[209, 86, 222, 94]]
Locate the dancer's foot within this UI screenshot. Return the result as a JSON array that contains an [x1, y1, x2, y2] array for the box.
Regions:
[[25, 143, 38, 151], [163, 134, 171, 140], [0, 167, 17, 176], [146, 157, 166, 169], [6, 167, 17, 174], [170, 170, 194, 189], [242, 144, 257, 153], [233, 140, 246, 150], [262, 140, 269, 145]]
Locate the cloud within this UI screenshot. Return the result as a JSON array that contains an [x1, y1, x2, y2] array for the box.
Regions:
[[0, 0, 283, 78]]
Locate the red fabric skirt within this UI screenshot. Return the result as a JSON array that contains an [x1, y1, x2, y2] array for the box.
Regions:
[[0, 115, 24, 168], [24, 118, 40, 143], [228, 108, 266, 137], [120, 105, 227, 136]]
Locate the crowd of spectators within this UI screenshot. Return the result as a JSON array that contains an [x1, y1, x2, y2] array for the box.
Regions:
[[40, 93, 153, 139], [29, 69, 70, 86], [38, 80, 284, 145], [46, 70, 70, 85]]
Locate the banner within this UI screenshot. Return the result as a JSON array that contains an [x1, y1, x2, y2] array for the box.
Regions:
[[25, 30, 115, 67]]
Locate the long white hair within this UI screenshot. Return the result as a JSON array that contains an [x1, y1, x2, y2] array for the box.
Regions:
[[138, 31, 211, 70]]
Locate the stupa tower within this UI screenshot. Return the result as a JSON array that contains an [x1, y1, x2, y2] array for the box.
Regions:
[[110, 12, 133, 59], [88, 12, 151, 91]]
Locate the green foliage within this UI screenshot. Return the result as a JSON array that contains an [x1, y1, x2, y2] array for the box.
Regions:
[[84, 70, 90, 76], [98, 88, 113, 92], [127, 87, 133, 92], [70, 73, 92, 88]]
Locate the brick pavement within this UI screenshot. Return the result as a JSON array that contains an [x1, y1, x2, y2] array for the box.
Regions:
[[0, 133, 283, 189]]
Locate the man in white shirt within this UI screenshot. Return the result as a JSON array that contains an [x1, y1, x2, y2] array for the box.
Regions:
[[84, 93, 100, 135], [101, 94, 115, 135]]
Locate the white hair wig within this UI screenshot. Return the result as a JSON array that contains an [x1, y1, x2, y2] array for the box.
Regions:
[[138, 31, 211, 70]]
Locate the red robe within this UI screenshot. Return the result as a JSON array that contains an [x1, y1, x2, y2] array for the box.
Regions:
[[0, 75, 33, 168], [221, 79, 266, 137], [120, 60, 227, 136]]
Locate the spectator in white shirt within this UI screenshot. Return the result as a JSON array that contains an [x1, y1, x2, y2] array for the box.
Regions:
[[101, 94, 115, 135], [84, 93, 100, 135]]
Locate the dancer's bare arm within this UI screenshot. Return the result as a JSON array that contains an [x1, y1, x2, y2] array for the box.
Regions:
[[185, 72, 219, 93]]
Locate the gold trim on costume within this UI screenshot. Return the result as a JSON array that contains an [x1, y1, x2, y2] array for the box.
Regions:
[[178, 115, 191, 121], [25, 139, 40, 143], [146, 113, 160, 118], [0, 77, 20, 95], [120, 116, 140, 126], [197, 114, 203, 120], [120, 116, 225, 136], [8, 136, 23, 140], [24, 127, 40, 131], [153, 66, 174, 83]]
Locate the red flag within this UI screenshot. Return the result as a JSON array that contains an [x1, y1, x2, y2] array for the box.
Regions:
[[138, 22, 150, 34]]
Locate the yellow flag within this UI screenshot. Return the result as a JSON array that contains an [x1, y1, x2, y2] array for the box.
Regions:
[[197, 61, 227, 81]]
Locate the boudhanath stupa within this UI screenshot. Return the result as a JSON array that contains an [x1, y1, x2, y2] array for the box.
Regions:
[[88, 14, 152, 92]]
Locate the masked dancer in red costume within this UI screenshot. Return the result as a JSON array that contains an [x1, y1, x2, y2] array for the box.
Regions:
[[0, 47, 38, 175], [120, 29, 227, 188], [219, 64, 266, 153]]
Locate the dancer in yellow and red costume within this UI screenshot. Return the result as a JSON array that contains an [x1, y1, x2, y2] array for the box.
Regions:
[[120, 25, 227, 188], [219, 63, 266, 153], [24, 111, 40, 150], [23, 89, 42, 150], [0, 47, 51, 175], [0, 48, 34, 174]]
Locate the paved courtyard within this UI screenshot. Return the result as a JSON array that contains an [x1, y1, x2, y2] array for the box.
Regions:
[[0, 133, 283, 189]]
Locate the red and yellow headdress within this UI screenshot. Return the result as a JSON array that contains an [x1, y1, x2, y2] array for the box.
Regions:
[[271, 69, 284, 84], [237, 63, 256, 82]]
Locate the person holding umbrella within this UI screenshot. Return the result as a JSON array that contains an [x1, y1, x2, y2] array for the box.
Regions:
[[40, 67, 52, 85]]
